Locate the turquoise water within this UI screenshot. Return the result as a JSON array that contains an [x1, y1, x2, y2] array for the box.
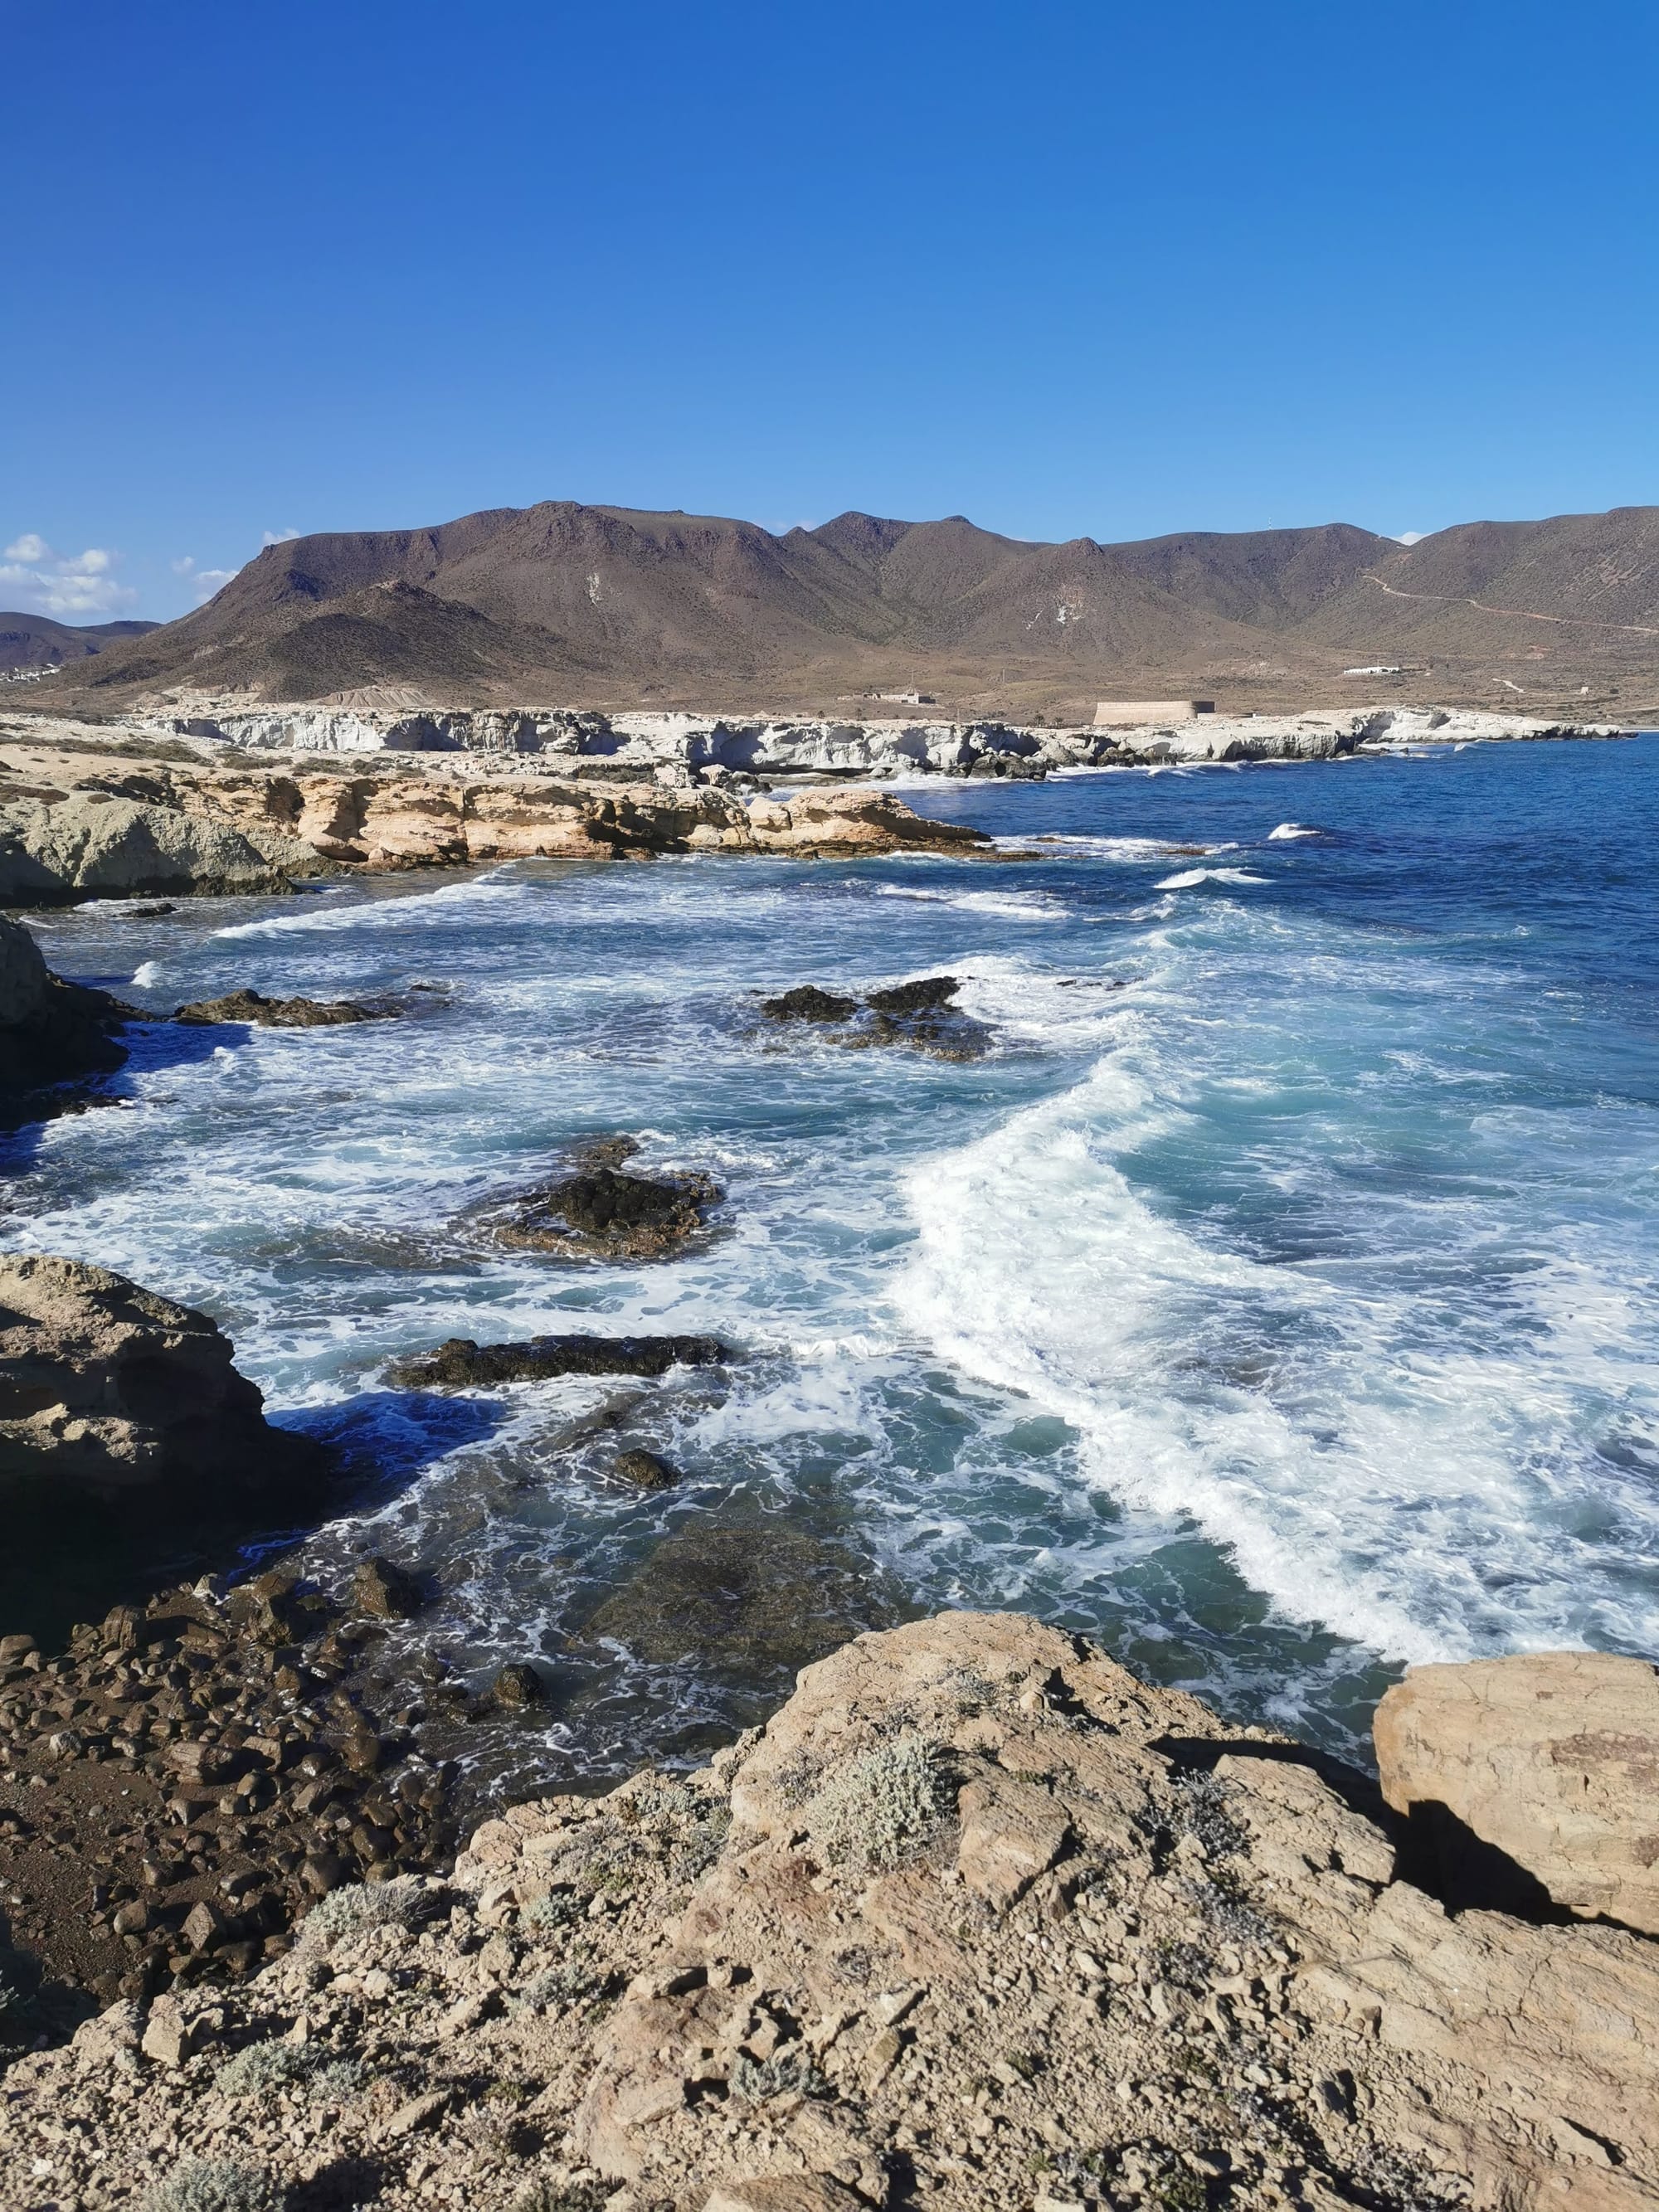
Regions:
[[7, 733, 1659, 1782]]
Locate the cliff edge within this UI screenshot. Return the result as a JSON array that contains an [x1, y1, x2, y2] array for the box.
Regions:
[[4, 1612, 1655, 2210]]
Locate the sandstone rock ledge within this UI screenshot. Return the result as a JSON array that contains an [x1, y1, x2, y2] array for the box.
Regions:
[[7, 1612, 1657, 2212], [0, 748, 986, 902]]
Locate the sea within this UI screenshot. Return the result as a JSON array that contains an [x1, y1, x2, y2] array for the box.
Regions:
[[6, 732, 1658, 1792]]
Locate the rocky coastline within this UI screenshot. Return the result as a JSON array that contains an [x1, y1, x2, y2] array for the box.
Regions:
[[0, 702, 1633, 908], [3, 716, 1657, 2212], [2, 1254, 1657, 2210], [0, 1607, 1654, 2211], [0, 735, 989, 907]]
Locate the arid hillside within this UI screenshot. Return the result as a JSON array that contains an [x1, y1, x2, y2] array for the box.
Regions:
[[22, 501, 1659, 721]]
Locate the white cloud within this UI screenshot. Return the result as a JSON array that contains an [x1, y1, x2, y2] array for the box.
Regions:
[[0, 533, 138, 619], [1394, 531, 1428, 546], [171, 553, 240, 605], [262, 526, 301, 546]]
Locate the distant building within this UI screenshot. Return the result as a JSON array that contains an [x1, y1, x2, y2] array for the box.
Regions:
[[875, 689, 936, 707], [1092, 699, 1214, 726]]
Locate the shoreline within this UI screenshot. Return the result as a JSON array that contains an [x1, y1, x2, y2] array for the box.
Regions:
[[2, 1609, 1656, 2208]]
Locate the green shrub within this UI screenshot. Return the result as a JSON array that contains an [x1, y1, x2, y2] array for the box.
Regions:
[[730, 2045, 828, 2103], [214, 2039, 362, 2101], [806, 1731, 949, 1869]]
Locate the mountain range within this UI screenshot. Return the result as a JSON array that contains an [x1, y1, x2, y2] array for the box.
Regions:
[[0, 614, 158, 674], [13, 500, 1659, 719]]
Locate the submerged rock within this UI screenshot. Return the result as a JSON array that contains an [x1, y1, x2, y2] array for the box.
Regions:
[[580, 1522, 902, 1682], [387, 1333, 730, 1390], [352, 1554, 425, 1620], [611, 1448, 679, 1490], [0, 1255, 323, 1496], [490, 1662, 547, 1709], [170, 987, 403, 1028], [0, 914, 132, 1127], [1376, 1650, 1659, 1934]]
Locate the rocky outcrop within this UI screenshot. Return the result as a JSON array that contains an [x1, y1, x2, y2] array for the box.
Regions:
[[0, 914, 132, 1126], [0, 1256, 320, 1496], [1374, 1651, 1659, 1936], [0, 790, 286, 903], [4, 1611, 1657, 2210], [170, 988, 402, 1028], [760, 974, 994, 1060], [387, 1332, 730, 1388], [0, 746, 989, 902], [484, 1153, 725, 1262]]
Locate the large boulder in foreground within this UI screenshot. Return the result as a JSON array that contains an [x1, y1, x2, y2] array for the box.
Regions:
[[1375, 1650, 1659, 1935], [0, 914, 130, 1125], [0, 1255, 319, 1495]]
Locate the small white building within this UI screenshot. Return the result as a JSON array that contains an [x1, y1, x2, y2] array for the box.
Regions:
[[1093, 699, 1214, 727]]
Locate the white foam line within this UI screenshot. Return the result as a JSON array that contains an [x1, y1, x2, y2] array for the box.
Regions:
[[892, 1049, 1652, 1667], [213, 868, 527, 940], [1155, 868, 1271, 890]]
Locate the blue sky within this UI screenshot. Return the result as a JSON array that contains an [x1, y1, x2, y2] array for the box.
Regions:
[[4, 0, 1657, 621]]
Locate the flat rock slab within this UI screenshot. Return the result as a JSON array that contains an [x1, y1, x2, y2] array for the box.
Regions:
[[170, 988, 402, 1028], [387, 1333, 729, 1390]]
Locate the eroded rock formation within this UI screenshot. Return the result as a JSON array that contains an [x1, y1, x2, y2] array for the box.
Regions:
[[0, 742, 990, 905], [4, 1612, 1656, 2210], [0, 1255, 320, 1495], [0, 916, 132, 1125]]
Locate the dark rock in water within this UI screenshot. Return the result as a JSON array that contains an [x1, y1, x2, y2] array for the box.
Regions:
[[759, 984, 858, 1023], [0, 913, 132, 1129], [864, 1008, 993, 1062], [611, 1448, 679, 1490], [387, 1333, 729, 1390], [864, 974, 961, 1015], [580, 1522, 906, 1683], [487, 1156, 724, 1262], [757, 971, 990, 1060], [353, 1556, 423, 1619], [171, 988, 401, 1028], [118, 902, 175, 918], [0, 1255, 325, 1499], [491, 1663, 546, 1709]]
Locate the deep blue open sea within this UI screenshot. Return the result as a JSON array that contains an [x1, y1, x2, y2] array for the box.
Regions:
[[7, 733, 1658, 1783]]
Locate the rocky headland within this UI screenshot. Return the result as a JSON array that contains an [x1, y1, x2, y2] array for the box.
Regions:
[[0, 916, 134, 1127], [0, 1608, 1655, 2212], [0, 728, 989, 907]]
